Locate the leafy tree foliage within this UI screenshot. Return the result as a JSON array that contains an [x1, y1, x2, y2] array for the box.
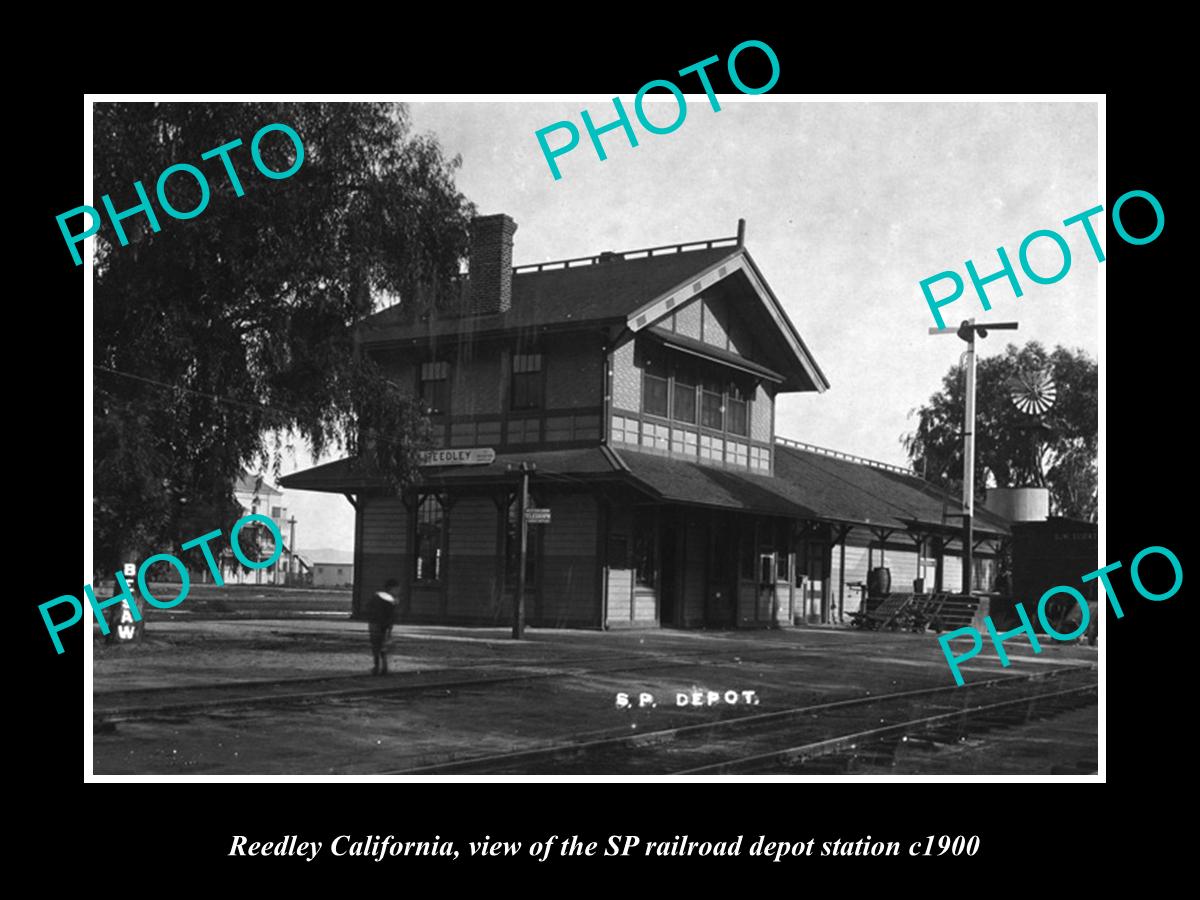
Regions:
[[93, 102, 473, 571], [903, 342, 1097, 521]]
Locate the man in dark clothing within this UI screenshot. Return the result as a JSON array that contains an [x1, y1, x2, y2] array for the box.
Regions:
[[366, 579, 399, 675]]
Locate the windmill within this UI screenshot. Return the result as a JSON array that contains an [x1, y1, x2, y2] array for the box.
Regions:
[[1009, 366, 1057, 416], [1007, 365, 1057, 487]]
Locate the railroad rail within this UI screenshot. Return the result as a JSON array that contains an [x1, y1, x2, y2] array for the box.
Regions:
[[385, 665, 1096, 775], [676, 683, 1096, 774], [93, 644, 886, 724]]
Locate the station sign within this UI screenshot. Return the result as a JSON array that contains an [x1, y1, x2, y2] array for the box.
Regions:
[[418, 448, 496, 467], [109, 563, 145, 644], [525, 508, 552, 525]]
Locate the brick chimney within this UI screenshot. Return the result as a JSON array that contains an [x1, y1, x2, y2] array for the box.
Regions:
[[466, 213, 518, 315]]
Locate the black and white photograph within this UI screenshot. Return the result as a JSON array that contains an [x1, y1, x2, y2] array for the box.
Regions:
[[81, 96, 1104, 778]]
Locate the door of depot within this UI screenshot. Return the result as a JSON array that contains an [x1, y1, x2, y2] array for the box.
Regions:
[[758, 551, 778, 622]]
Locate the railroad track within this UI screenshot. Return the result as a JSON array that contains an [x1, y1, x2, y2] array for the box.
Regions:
[[92, 644, 888, 724], [386, 665, 1097, 775], [677, 683, 1097, 774]]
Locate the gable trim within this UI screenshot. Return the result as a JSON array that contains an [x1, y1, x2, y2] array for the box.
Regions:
[[625, 249, 829, 393], [626, 250, 741, 333]]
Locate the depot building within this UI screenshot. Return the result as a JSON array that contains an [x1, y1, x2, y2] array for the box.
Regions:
[[282, 214, 1008, 629]]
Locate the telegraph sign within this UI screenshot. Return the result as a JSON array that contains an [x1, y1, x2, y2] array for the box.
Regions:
[[525, 508, 551, 525], [419, 448, 496, 467]]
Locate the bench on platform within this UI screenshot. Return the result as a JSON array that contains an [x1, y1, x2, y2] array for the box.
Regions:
[[849, 592, 981, 633], [849, 593, 915, 631]]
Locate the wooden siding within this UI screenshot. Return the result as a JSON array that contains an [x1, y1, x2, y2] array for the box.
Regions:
[[361, 497, 407, 554], [774, 575, 791, 625], [607, 569, 633, 624], [681, 517, 707, 626], [537, 493, 600, 627], [409, 585, 442, 619], [545, 340, 603, 410], [942, 555, 963, 593], [359, 496, 408, 615], [451, 353, 502, 416], [736, 583, 758, 626], [446, 497, 499, 621], [633, 587, 657, 624]]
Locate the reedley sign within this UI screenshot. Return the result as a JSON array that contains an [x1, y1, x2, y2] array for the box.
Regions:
[[418, 448, 496, 467]]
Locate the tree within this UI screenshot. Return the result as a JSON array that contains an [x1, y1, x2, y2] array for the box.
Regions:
[[903, 342, 1098, 521], [93, 102, 474, 574]]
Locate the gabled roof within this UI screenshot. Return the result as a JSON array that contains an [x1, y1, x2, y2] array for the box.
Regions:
[[359, 246, 738, 345], [234, 471, 282, 497], [623, 248, 829, 393]]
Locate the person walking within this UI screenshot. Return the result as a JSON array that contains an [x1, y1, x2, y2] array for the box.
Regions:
[[366, 579, 400, 675]]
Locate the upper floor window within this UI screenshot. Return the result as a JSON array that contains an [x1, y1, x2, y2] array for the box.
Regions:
[[727, 383, 749, 437], [630, 346, 759, 449], [419, 361, 450, 416], [701, 377, 724, 430], [643, 371, 669, 419], [672, 375, 697, 424], [511, 353, 543, 410]]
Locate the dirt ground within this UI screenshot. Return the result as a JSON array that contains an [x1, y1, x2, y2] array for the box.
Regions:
[[91, 598, 1099, 776]]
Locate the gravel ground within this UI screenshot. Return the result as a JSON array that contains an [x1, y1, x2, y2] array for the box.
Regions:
[[91, 616, 1098, 776]]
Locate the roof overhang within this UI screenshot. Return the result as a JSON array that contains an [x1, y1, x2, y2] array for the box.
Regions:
[[623, 249, 830, 393], [280, 447, 629, 494], [645, 326, 786, 384]]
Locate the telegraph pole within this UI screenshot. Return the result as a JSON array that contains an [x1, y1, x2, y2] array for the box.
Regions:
[[962, 329, 977, 595], [929, 318, 1018, 594], [287, 515, 297, 582], [513, 462, 534, 639]]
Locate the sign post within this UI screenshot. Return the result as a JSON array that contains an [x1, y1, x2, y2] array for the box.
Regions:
[[513, 462, 536, 640]]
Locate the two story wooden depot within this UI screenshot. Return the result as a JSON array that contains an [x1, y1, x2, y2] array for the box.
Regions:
[[282, 214, 1007, 629]]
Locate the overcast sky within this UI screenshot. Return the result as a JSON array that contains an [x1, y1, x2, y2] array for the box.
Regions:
[[282, 99, 1100, 554]]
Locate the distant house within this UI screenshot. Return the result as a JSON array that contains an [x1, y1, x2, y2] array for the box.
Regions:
[[217, 472, 300, 585], [306, 549, 355, 588]]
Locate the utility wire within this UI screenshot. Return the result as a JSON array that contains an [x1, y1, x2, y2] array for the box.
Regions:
[[93, 364, 432, 458]]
